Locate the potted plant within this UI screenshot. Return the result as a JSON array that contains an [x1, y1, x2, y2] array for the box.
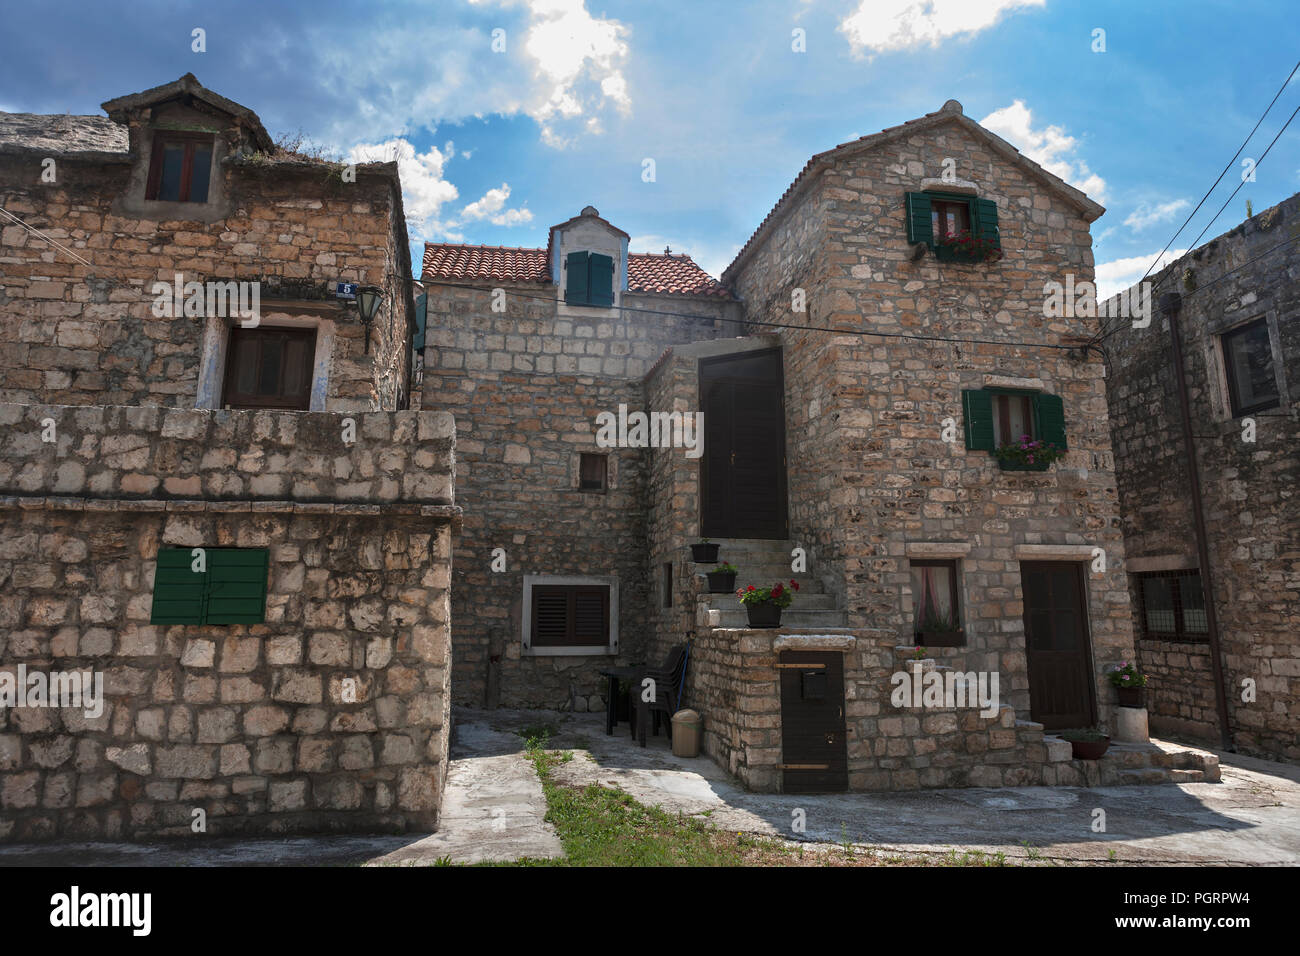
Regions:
[[934, 228, 1002, 263], [914, 609, 964, 648], [705, 562, 738, 593], [737, 579, 799, 628], [1060, 729, 1111, 760], [690, 538, 720, 563], [994, 435, 1065, 472], [912, 646, 927, 661], [1108, 660, 1148, 708]]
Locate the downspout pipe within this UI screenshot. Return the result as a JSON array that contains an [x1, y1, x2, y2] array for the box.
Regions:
[[1161, 291, 1234, 752]]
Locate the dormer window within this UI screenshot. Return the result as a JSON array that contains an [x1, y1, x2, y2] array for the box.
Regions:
[[564, 251, 616, 307], [146, 132, 214, 203]]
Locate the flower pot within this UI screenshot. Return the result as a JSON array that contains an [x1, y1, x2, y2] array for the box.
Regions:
[[997, 458, 1052, 472], [1116, 686, 1145, 708], [1068, 735, 1111, 760], [691, 542, 720, 563], [745, 603, 782, 628], [915, 629, 965, 648], [705, 570, 737, 593]]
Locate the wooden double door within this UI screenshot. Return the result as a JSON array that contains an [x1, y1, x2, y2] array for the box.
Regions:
[[1021, 561, 1097, 730], [700, 349, 788, 539]]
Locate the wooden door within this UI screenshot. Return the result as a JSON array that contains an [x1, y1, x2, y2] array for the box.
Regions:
[[779, 651, 848, 793], [700, 349, 787, 539], [1021, 561, 1096, 730]]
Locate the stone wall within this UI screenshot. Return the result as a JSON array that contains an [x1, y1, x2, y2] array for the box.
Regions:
[[725, 109, 1135, 734], [1103, 193, 1300, 761], [420, 279, 735, 708], [0, 404, 457, 841], [0, 150, 413, 412]]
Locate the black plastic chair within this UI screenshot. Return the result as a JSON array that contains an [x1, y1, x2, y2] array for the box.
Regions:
[[633, 642, 690, 746]]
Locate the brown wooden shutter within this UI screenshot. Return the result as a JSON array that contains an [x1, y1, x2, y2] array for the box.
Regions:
[[530, 584, 609, 648]]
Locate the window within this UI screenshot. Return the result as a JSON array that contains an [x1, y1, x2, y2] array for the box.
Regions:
[[579, 453, 608, 492], [931, 199, 970, 241], [1135, 570, 1209, 641], [910, 560, 964, 646], [223, 326, 316, 410], [530, 585, 610, 649], [150, 548, 269, 625], [1222, 318, 1280, 416], [662, 562, 673, 609], [962, 389, 1066, 453], [905, 191, 1000, 255], [145, 133, 214, 203], [564, 251, 616, 307]]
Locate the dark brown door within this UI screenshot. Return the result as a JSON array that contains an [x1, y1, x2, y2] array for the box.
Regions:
[[700, 349, 787, 539], [1021, 561, 1096, 730], [779, 651, 847, 793]]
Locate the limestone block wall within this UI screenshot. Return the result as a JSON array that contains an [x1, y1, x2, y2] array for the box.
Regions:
[[0, 151, 412, 411], [0, 404, 456, 841], [1103, 194, 1300, 761], [420, 280, 733, 708]]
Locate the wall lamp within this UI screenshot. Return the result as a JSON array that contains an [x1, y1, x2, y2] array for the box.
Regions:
[[355, 285, 385, 354]]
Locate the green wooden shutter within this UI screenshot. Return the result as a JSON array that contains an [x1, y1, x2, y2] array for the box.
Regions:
[[971, 197, 1000, 246], [588, 253, 615, 307], [961, 389, 995, 451], [905, 192, 934, 247], [1034, 393, 1068, 451], [413, 292, 427, 352], [565, 251, 590, 305], [150, 548, 206, 624], [203, 548, 269, 625]]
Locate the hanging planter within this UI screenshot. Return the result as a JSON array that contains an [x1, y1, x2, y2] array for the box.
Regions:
[[705, 563, 738, 593], [994, 437, 1064, 471], [691, 539, 720, 563], [934, 229, 1002, 263]]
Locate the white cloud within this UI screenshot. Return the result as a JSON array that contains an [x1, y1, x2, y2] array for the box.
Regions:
[[840, 0, 1044, 57], [1094, 248, 1188, 302], [348, 138, 461, 241], [1123, 199, 1190, 230], [459, 183, 534, 226], [979, 100, 1107, 202]]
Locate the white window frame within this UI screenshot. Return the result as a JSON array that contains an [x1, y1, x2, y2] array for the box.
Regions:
[[521, 574, 619, 657]]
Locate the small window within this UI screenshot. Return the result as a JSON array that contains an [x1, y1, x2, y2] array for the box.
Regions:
[[564, 251, 616, 307], [529, 585, 610, 649], [150, 548, 269, 626], [579, 453, 608, 492], [910, 559, 964, 646], [1222, 318, 1280, 416], [662, 562, 673, 608], [992, 392, 1035, 446], [931, 200, 970, 242], [1135, 570, 1209, 642], [145, 133, 214, 203], [223, 326, 316, 410], [962, 389, 1067, 454]]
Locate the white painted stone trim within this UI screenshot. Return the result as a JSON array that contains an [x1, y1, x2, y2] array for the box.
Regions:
[[521, 573, 619, 657], [1014, 544, 1096, 560], [196, 311, 336, 412], [905, 541, 972, 558], [1127, 554, 1198, 573]]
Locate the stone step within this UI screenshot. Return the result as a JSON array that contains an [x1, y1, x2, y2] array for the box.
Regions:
[[1167, 768, 1207, 783], [707, 608, 849, 629], [1112, 768, 1173, 786]]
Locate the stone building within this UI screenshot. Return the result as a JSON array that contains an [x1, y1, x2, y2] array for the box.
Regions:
[[0, 75, 456, 842], [422, 101, 1212, 792], [1103, 193, 1299, 763]]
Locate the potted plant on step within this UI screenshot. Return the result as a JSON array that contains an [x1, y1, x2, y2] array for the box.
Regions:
[[994, 435, 1065, 472], [690, 538, 720, 563], [1061, 729, 1111, 760], [705, 562, 738, 593], [737, 579, 798, 628], [1108, 660, 1148, 708]]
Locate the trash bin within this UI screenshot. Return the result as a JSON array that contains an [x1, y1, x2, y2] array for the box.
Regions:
[[671, 709, 701, 757]]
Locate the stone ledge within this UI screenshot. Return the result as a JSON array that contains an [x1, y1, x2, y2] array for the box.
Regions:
[[1013, 544, 1095, 560], [0, 495, 461, 521], [773, 634, 857, 652], [904, 541, 972, 558]]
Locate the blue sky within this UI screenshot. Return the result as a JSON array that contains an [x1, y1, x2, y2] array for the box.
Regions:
[[2, 0, 1298, 296]]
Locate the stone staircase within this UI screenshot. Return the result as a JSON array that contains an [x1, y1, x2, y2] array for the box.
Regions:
[[1046, 737, 1223, 787], [694, 538, 848, 630]]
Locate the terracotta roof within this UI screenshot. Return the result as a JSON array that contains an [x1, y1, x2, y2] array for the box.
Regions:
[[421, 243, 729, 298], [721, 99, 1106, 284], [0, 113, 128, 155]]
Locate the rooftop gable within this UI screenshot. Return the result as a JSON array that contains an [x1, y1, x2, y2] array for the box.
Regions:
[[101, 72, 273, 152]]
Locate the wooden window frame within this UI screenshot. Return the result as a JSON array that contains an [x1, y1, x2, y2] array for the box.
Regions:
[[1221, 317, 1280, 417], [910, 559, 965, 646], [222, 326, 316, 411], [930, 199, 971, 242], [993, 391, 1036, 446], [145, 131, 216, 203], [579, 452, 608, 492], [1134, 570, 1209, 643]]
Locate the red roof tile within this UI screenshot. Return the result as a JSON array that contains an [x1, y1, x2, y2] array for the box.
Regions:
[[421, 243, 729, 298]]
